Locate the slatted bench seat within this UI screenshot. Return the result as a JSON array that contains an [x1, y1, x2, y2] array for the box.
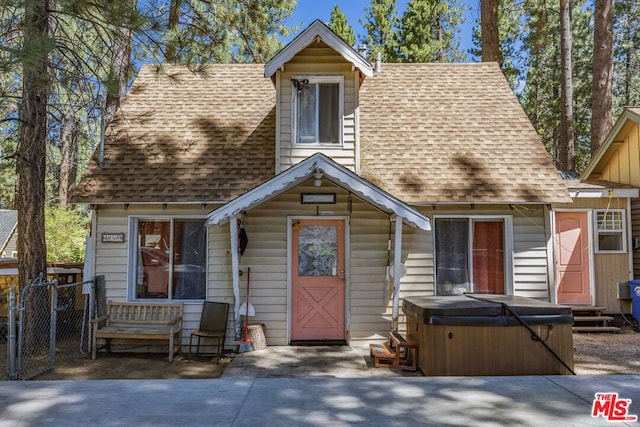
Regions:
[[91, 301, 183, 362], [369, 331, 418, 371]]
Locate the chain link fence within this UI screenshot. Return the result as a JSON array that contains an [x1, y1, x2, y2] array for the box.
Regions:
[[0, 290, 8, 380], [1, 276, 95, 380]]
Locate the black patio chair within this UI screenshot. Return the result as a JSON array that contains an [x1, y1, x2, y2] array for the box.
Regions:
[[189, 301, 229, 360]]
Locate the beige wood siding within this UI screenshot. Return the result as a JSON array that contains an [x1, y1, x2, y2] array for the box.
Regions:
[[93, 204, 226, 351], [633, 198, 640, 279], [512, 207, 551, 298], [420, 205, 551, 299], [93, 199, 553, 350], [276, 42, 358, 173]]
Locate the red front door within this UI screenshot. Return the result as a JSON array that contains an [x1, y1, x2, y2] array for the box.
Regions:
[[291, 219, 345, 342], [555, 212, 591, 304]]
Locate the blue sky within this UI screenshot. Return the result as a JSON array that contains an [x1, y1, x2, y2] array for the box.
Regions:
[[286, 0, 479, 60]]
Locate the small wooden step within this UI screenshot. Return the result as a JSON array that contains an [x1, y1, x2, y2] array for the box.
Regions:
[[369, 343, 395, 360], [573, 326, 621, 333], [570, 305, 607, 313], [573, 315, 614, 323]]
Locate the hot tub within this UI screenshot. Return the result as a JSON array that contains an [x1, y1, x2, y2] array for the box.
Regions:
[[403, 295, 574, 376]]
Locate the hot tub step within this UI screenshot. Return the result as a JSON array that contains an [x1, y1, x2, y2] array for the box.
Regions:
[[573, 315, 614, 323], [572, 326, 621, 333]]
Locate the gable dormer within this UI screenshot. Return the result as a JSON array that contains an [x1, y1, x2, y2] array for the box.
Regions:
[[265, 20, 373, 174]]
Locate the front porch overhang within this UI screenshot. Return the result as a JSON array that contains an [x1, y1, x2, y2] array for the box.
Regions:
[[206, 153, 431, 231], [207, 153, 431, 339]]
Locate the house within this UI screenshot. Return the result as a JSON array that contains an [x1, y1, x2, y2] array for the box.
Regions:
[[72, 21, 570, 352], [0, 209, 18, 259], [553, 107, 640, 313]]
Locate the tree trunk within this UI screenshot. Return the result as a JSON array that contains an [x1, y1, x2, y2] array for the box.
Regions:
[[19, 0, 50, 347], [436, 5, 444, 62], [590, 0, 613, 155], [58, 114, 79, 207], [104, 1, 135, 127], [166, 0, 181, 64], [558, 0, 574, 171], [18, 0, 49, 287], [481, 0, 500, 63]]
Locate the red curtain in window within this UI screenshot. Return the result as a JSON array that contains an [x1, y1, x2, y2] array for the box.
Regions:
[[472, 221, 504, 294]]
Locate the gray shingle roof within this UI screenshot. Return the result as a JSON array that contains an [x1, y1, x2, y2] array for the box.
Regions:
[[0, 210, 17, 251]]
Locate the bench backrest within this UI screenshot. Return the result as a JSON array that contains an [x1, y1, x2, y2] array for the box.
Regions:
[[106, 301, 183, 325]]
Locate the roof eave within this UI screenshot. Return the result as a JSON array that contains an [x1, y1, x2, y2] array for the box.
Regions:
[[581, 107, 640, 179], [207, 153, 431, 231]]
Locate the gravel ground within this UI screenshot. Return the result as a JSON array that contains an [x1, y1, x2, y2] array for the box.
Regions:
[[573, 324, 640, 375]]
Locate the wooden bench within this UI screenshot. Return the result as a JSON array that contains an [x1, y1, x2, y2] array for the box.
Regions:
[[369, 331, 418, 371], [91, 301, 183, 362]]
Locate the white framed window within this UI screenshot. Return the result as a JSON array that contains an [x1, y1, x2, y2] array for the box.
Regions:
[[595, 210, 626, 253], [291, 76, 343, 145], [434, 216, 513, 296], [129, 217, 207, 300]]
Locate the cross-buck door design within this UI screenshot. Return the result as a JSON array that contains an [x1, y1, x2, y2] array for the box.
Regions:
[[291, 219, 345, 341]]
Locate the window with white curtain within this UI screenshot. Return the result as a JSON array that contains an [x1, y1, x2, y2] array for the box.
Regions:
[[293, 76, 343, 145]]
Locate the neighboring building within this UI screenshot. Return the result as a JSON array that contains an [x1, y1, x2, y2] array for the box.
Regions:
[[73, 21, 570, 352], [553, 172, 637, 312], [554, 107, 640, 313], [0, 210, 18, 259]]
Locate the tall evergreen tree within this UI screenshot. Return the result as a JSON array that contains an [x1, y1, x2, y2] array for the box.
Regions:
[[591, 0, 613, 155], [361, 0, 400, 62], [613, 0, 640, 110], [559, 0, 575, 171], [397, 0, 466, 62], [156, 0, 295, 64], [469, 0, 525, 89], [17, 0, 50, 287], [521, 0, 592, 172], [328, 4, 355, 46], [480, 0, 499, 63]]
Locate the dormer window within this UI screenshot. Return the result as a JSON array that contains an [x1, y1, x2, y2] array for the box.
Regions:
[[292, 76, 343, 145]]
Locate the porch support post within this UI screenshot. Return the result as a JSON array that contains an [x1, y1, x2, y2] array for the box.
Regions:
[[392, 215, 403, 331], [230, 215, 241, 340]]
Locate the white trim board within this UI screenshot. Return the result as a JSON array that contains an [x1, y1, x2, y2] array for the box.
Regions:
[[265, 20, 373, 79], [206, 153, 431, 231]]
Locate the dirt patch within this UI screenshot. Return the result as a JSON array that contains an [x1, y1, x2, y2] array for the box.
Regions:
[[30, 325, 640, 380], [35, 353, 231, 380]]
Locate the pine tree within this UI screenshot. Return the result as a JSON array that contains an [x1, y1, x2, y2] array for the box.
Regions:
[[521, 0, 592, 172], [157, 0, 295, 64], [480, 0, 499, 63], [591, 0, 613, 155], [559, 0, 575, 171], [613, 0, 640, 110], [328, 4, 355, 46], [397, 0, 466, 62], [361, 0, 400, 62], [469, 0, 525, 89]]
